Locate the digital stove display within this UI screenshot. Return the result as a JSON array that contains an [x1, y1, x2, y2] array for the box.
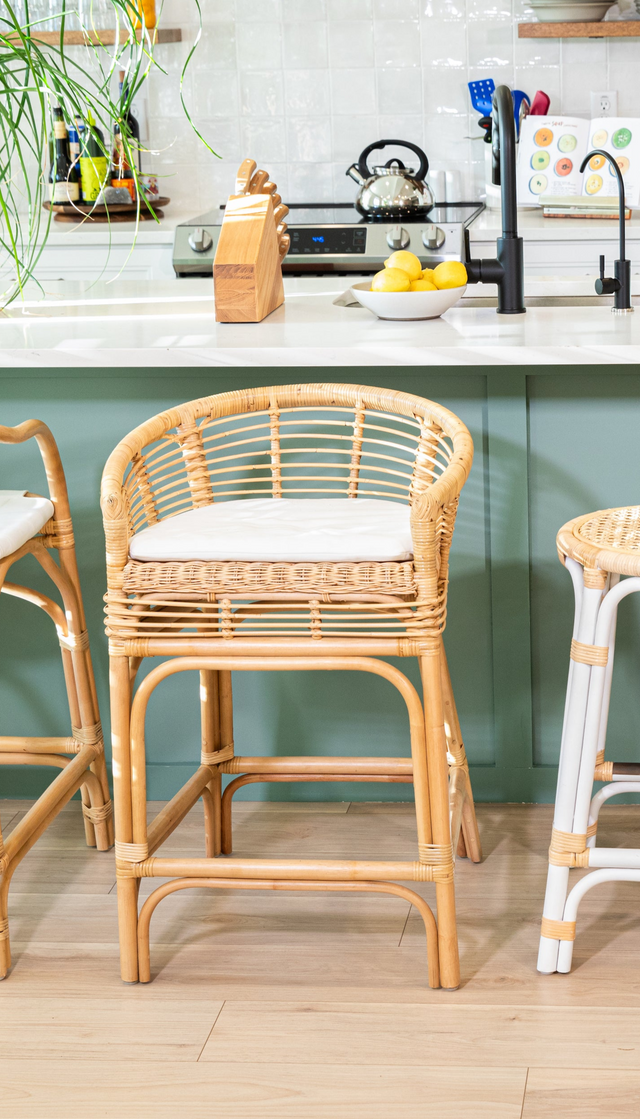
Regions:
[[289, 226, 367, 255]]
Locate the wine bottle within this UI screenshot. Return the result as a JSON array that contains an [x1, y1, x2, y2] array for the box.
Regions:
[[67, 118, 82, 201], [118, 69, 142, 172], [80, 111, 109, 203], [49, 107, 80, 205]]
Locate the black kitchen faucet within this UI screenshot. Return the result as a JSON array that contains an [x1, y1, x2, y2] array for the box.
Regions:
[[579, 149, 633, 313], [466, 84, 525, 315]]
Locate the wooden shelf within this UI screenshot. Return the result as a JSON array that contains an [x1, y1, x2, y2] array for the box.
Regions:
[[10, 27, 182, 45], [519, 20, 640, 36]]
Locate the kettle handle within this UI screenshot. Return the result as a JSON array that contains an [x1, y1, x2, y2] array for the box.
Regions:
[[357, 139, 429, 182]]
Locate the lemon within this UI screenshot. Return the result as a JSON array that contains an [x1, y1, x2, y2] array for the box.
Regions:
[[432, 261, 467, 290], [384, 250, 422, 281], [371, 268, 411, 293], [409, 279, 437, 292], [421, 268, 436, 282]]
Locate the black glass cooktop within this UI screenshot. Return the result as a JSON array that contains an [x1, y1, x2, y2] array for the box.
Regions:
[[184, 202, 484, 229]]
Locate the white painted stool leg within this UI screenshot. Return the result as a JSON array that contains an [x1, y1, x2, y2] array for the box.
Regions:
[[557, 867, 640, 972], [537, 562, 603, 974], [589, 780, 640, 835], [588, 574, 619, 848]]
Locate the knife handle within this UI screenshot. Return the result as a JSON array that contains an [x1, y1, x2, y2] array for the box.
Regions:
[[273, 203, 289, 226], [249, 169, 270, 193], [235, 158, 257, 194]]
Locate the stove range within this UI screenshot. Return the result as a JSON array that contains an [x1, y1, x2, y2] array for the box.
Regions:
[[172, 201, 484, 277]]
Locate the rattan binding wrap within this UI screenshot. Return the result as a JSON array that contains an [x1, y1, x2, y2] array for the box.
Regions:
[[541, 917, 576, 941], [570, 639, 608, 667]]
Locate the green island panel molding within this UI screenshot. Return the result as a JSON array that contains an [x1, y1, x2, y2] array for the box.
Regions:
[[0, 364, 639, 803]]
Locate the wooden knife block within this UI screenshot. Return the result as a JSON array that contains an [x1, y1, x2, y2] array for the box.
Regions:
[[213, 193, 284, 323]]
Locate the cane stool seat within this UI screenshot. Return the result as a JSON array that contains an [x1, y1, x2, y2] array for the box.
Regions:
[[557, 505, 640, 579], [102, 383, 482, 991], [0, 490, 54, 559]]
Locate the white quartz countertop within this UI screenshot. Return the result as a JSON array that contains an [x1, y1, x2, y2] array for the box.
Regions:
[[3, 275, 640, 368]]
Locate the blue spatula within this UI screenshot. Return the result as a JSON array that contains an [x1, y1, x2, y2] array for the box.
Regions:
[[468, 79, 495, 117]]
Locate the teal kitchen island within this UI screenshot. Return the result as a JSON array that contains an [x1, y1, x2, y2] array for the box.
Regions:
[[2, 276, 640, 803]]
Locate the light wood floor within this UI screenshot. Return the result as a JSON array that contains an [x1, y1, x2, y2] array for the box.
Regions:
[[0, 799, 638, 1117]]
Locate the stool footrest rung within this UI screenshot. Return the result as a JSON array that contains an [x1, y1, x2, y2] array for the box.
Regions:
[[223, 755, 413, 776]]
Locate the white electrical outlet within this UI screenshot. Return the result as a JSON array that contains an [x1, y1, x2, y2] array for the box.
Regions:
[[591, 91, 618, 117]]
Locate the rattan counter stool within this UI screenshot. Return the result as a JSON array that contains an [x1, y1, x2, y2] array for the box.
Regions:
[[101, 383, 482, 990], [0, 420, 113, 979], [538, 505, 640, 975]]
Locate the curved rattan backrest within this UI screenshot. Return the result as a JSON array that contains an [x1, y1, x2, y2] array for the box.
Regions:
[[103, 384, 473, 539]]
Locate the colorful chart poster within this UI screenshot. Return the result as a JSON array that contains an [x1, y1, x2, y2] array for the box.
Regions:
[[517, 116, 590, 203]]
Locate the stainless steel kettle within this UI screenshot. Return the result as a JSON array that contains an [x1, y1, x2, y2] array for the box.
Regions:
[[346, 139, 434, 219]]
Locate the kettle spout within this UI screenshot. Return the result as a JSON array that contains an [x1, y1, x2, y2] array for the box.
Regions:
[[346, 164, 365, 185]]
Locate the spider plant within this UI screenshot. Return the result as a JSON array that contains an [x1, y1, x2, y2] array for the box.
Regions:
[[0, 0, 208, 306]]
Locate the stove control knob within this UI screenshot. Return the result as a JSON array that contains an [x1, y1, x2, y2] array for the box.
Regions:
[[188, 227, 213, 253], [386, 225, 410, 251], [422, 226, 446, 251]]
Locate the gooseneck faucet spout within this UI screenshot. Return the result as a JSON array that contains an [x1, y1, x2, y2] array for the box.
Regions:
[[579, 149, 633, 313], [465, 84, 525, 315]]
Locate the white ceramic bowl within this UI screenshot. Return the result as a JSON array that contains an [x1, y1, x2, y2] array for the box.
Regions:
[[350, 280, 466, 321], [529, 0, 612, 20]]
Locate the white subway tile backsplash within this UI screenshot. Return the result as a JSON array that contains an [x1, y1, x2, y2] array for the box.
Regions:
[[236, 0, 281, 19], [284, 70, 331, 115], [328, 20, 374, 67], [331, 69, 377, 114], [328, 0, 372, 17], [373, 0, 420, 17], [237, 22, 283, 70], [287, 117, 332, 161], [332, 114, 379, 161], [288, 161, 334, 201], [373, 20, 422, 68], [149, 1, 634, 212], [240, 72, 285, 117], [283, 0, 327, 18], [283, 22, 329, 68], [191, 71, 240, 119], [240, 117, 287, 162], [377, 67, 422, 113]]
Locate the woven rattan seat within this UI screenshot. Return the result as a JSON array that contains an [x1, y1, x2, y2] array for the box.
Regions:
[[557, 505, 640, 578], [123, 558, 418, 597]]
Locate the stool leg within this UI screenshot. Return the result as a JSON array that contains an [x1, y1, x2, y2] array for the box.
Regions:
[[110, 654, 139, 983], [200, 670, 222, 856], [421, 649, 460, 990], [439, 642, 482, 863], [219, 671, 234, 854], [538, 566, 604, 974], [0, 821, 9, 979]]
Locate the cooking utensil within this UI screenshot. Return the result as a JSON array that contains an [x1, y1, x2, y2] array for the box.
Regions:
[[468, 79, 495, 117], [530, 90, 550, 115], [512, 90, 530, 138], [346, 139, 433, 219]]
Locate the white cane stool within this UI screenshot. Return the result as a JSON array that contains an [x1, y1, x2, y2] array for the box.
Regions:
[[538, 505, 640, 975]]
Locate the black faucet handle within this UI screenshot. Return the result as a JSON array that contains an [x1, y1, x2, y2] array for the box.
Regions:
[[595, 254, 620, 296]]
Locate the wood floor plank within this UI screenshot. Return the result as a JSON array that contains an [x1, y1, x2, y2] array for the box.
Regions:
[[523, 1068, 640, 1117], [8, 891, 410, 948], [0, 1059, 528, 1118], [0, 999, 222, 1062], [200, 1002, 640, 1069]]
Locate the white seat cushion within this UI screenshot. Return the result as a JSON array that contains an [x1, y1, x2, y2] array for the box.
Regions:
[[0, 490, 55, 560], [129, 498, 414, 564]]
